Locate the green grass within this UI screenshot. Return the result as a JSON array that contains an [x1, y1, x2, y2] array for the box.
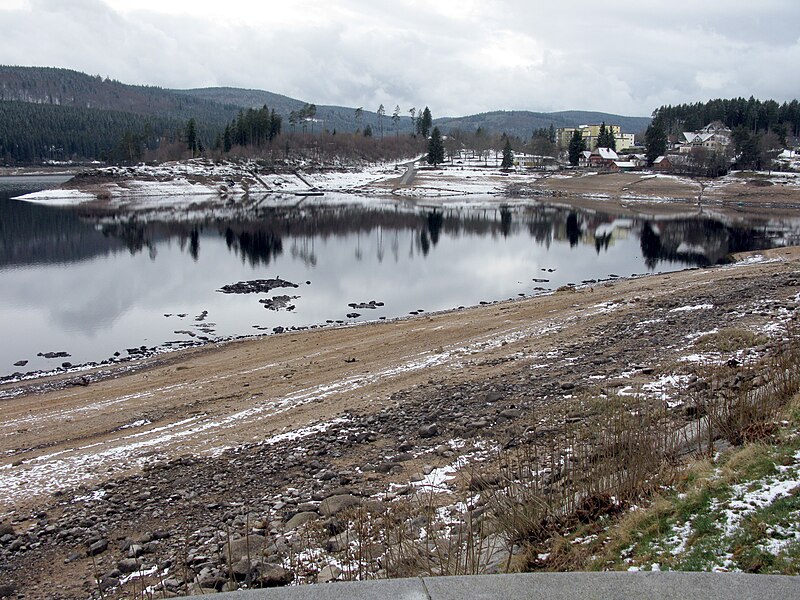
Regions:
[[545, 404, 800, 575]]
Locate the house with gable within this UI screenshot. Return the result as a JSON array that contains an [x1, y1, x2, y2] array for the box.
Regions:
[[588, 147, 619, 168], [678, 121, 732, 154], [578, 150, 593, 167]]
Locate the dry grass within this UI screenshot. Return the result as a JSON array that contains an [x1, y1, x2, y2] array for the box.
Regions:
[[694, 328, 768, 353]]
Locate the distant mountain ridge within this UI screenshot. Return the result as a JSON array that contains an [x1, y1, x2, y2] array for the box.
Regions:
[[0, 66, 652, 163], [435, 110, 651, 138], [0, 66, 239, 127], [176, 87, 652, 137]]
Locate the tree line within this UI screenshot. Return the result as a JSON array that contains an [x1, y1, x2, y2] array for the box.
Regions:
[[0, 100, 178, 163], [644, 96, 799, 173], [653, 97, 800, 141]]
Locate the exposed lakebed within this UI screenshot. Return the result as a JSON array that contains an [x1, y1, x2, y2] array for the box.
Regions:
[[2, 175, 799, 379]]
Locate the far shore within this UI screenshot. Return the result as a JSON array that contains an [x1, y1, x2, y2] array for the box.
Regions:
[[6, 158, 800, 219]]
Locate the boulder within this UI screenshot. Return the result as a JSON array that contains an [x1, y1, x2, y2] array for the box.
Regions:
[[222, 534, 266, 564], [419, 423, 439, 438], [284, 511, 319, 531], [118, 558, 142, 574], [316, 564, 342, 583], [319, 494, 362, 517], [87, 538, 109, 556]]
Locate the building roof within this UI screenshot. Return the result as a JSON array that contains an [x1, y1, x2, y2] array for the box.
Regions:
[[595, 147, 619, 160]]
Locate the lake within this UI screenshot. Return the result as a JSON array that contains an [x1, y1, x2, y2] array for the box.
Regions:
[[1, 175, 798, 379]]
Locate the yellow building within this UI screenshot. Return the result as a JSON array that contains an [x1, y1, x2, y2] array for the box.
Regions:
[[556, 124, 633, 150]]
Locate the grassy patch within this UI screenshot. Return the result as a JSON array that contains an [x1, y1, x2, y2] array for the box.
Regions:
[[535, 394, 800, 575], [694, 328, 768, 353]]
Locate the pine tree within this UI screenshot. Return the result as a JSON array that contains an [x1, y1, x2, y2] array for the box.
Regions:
[[645, 119, 668, 166], [427, 126, 445, 165], [185, 118, 198, 156], [568, 130, 586, 165], [223, 124, 232, 152], [500, 137, 514, 170], [417, 106, 433, 138]]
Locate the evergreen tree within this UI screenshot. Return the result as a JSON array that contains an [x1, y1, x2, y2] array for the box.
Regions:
[[500, 137, 514, 170], [597, 122, 607, 149], [185, 118, 198, 156], [417, 106, 433, 137], [645, 118, 668, 165], [427, 126, 445, 165], [223, 125, 232, 152], [568, 130, 586, 165]]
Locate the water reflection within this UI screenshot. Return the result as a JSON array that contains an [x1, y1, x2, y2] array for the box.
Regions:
[[3, 201, 792, 271], [3, 178, 800, 377]]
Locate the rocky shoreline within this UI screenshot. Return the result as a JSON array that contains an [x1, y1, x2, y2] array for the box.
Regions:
[[1, 247, 800, 598]]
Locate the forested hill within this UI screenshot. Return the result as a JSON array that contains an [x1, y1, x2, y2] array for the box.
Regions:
[[0, 100, 177, 163], [653, 98, 800, 137], [434, 110, 652, 138], [0, 66, 239, 126], [0, 65, 655, 163], [173, 87, 416, 135], [175, 88, 651, 137]]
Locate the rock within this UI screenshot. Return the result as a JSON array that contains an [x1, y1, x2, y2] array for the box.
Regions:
[[88, 538, 109, 556], [218, 279, 299, 294], [12, 360, 27, 367], [325, 531, 353, 553], [252, 563, 293, 587], [98, 576, 119, 592], [418, 423, 439, 438], [222, 535, 266, 564], [36, 351, 70, 359], [196, 566, 226, 590], [260, 295, 300, 311], [284, 511, 319, 530], [0, 523, 14, 537], [316, 564, 342, 583], [485, 390, 504, 402], [319, 494, 362, 517], [0, 582, 17, 597], [118, 558, 142, 574]]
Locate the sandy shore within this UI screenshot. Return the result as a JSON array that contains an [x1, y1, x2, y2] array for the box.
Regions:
[[2, 246, 799, 510]]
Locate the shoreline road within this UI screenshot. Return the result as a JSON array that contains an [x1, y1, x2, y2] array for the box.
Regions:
[[398, 159, 418, 185]]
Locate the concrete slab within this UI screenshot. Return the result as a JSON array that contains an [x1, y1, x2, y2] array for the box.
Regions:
[[185, 572, 800, 600], [188, 577, 430, 600]]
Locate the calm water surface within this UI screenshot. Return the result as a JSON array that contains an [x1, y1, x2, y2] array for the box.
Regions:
[[1, 175, 798, 378]]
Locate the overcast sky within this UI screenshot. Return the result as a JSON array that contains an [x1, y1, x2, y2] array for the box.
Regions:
[[2, 0, 798, 117]]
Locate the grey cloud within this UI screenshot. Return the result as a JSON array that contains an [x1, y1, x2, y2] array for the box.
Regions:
[[0, 0, 798, 117]]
